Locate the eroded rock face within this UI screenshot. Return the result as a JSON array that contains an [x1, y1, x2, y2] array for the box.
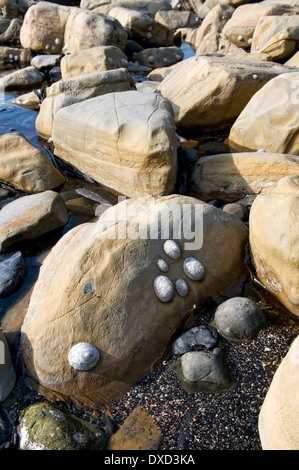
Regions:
[[258, 335, 299, 450], [20, 194, 248, 408], [52, 89, 177, 198], [158, 55, 295, 132], [227, 72, 299, 155], [249, 176, 299, 317]]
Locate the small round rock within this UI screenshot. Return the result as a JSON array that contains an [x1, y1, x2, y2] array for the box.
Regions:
[[211, 297, 267, 343], [222, 202, 248, 222]]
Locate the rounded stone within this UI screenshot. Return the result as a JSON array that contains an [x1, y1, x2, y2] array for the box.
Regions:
[[211, 297, 267, 343], [183, 257, 204, 281], [154, 275, 174, 303], [68, 343, 99, 371], [222, 203, 248, 222]]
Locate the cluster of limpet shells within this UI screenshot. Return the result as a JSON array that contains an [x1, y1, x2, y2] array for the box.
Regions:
[[154, 240, 205, 303]]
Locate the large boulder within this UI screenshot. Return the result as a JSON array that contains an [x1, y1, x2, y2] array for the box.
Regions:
[[20, 2, 127, 55], [36, 68, 135, 139], [258, 334, 299, 450], [249, 175, 299, 317], [0, 65, 44, 90], [52, 90, 177, 198], [20, 194, 249, 408], [81, 0, 172, 17], [158, 55, 295, 132], [227, 72, 299, 155], [0, 133, 65, 192], [0, 191, 69, 252], [190, 152, 299, 202]]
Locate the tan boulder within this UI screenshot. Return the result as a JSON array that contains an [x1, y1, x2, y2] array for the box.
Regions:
[[190, 152, 299, 202], [80, 0, 172, 17], [20, 2, 127, 55], [0, 133, 65, 192], [0, 191, 69, 252], [195, 32, 247, 57], [158, 55, 295, 132], [249, 175, 299, 317], [36, 68, 135, 140], [20, 194, 248, 408], [52, 89, 177, 198], [193, 0, 248, 19], [154, 9, 200, 30], [285, 50, 299, 67], [0, 65, 44, 90], [108, 7, 173, 47], [223, 2, 299, 49], [60, 46, 129, 80], [258, 334, 299, 450], [0, 46, 32, 64], [227, 72, 299, 155], [251, 15, 299, 61], [133, 46, 183, 69]]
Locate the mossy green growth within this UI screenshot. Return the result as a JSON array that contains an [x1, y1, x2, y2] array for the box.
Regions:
[[19, 401, 106, 450]]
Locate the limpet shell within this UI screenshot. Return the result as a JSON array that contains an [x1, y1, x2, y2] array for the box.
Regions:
[[154, 275, 174, 303], [68, 342, 99, 371], [163, 240, 181, 260], [175, 279, 189, 297], [157, 258, 169, 273], [183, 257, 204, 281]]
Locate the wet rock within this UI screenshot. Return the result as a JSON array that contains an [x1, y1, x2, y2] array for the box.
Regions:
[[133, 46, 183, 68], [60, 46, 128, 79], [249, 175, 299, 317], [20, 2, 128, 55], [211, 297, 267, 343], [0, 190, 69, 252], [52, 89, 177, 198], [20, 194, 248, 408], [19, 401, 106, 450], [0, 65, 45, 91], [108, 7, 173, 47], [172, 325, 218, 355], [12, 90, 41, 110], [0, 251, 27, 297], [158, 55, 295, 133], [177, 348, 235, 393], [227, 72, 299, 155], [108, 406, 162, 450], [190, 152, 299, 203], [258, 335, 299, 450], [0, 330, 16, 402], [0, 133, 65, 192], [36, 68, 135, 139]]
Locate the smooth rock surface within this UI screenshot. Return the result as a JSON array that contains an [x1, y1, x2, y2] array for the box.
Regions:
[[0, 251, 27, 297], [0, 65, 44, 90]]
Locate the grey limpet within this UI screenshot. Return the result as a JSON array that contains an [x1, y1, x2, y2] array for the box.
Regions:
[[68, 342, 99, 371], [175, 279, 188, 297], [157, 258, 169, 273], [154, 275, 174, 303], [183, 257, 204, 281], [163, 240, 181, 260]]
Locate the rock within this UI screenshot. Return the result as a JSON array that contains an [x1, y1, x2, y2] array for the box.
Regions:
[[190, 152, 299, 203], [155, 9, 200, 30], [0, 133, 65, 192], [12, 90, 41, 109], [0, 20, 11, 34], [0, 0, 34, 20], [172, 325, 218, 355], [158, 55, 294, 132], [108, 406, 162, 450], [185, 4, 235, 50], [223, 3, 299, 49], [0, 412, 9, 446], [195, 32, 247, 57], [0, 190, 69, 252], [133, 46, 183, 69], [258, 335, 299, 450], [147, 63, 179, 81], [211, 297, 267, 343], [19, 401, 106, 450], [84, 0, 172, 17], [285, 50, 299, 67], [249, 175, 299, 317], [0, 65, 44, 91], [193, 0, 248, 20], [222, 202, 248, 221], [31, 54, 61, 70], [52, 89, 177, 198], [36, 68, 135, 140], [177, 348, 234, 392], [0, 251, 27, 297], [251, 14, 299, 61], [0, 17, 22, 46], [108, 7, 173, 47], [0, 45, 32, 64], [228, 72, 299, 155], [60, 46, 128, 80], [0, 330, 16, 402], [20, 194, 248, 407], [20, 2, 128, 55]]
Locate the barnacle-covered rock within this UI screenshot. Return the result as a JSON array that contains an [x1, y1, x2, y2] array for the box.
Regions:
[[20, 194, 248, 408]]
